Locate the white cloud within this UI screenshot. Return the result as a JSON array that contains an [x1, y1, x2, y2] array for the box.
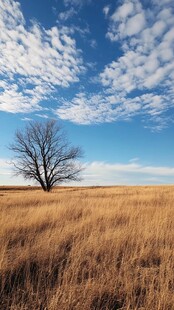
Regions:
[[56, 91, 168, 126], [82, 161, 174, 186], [103, 6, 110, 18], [104, 1, 174, 94], [35, 114, 49, 119], [1, 0, 173, 130], [129, 157, 139, 163], [21, 117, 32, 121], [98, 0, 174, 128], [1, 157, 174, 186], [58, 8, 77, 21], [107, 0, 144, 41], [85, 161, 174, 176], [126, 13, 146, 36], [104, 0, 174, 89], [152, 0, 173, 6], [0, 82, 41, 113], [0, 158, 32, 185], [54, 1, 174, 129], [0, 0, 84, 114], [90, 39, 97, 48], [70, 25, 90, 38], [56, 93, 109, 124], [0, 158, 11, 170], [152, 20, 166, 37], [111, 2, 134, 21]]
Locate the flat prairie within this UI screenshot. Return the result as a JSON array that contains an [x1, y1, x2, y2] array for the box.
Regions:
[[1, 186, 174, 309]]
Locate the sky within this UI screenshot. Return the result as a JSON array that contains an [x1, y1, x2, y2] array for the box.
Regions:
[[0, 0, 174, 186]]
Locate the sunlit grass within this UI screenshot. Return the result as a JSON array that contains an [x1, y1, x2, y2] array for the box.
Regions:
[[1, 186, 174, 309]]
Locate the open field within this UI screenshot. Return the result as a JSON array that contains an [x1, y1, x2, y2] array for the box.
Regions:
[[1, 186, 174, 309]]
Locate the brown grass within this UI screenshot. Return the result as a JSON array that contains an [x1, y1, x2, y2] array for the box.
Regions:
[[1, 185, 174, 309]]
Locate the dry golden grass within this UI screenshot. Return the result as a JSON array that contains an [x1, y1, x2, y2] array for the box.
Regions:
[[1, 185, 174, 309]]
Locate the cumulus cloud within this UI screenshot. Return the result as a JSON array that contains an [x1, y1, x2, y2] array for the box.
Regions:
[[111, 2, 134, 21], [0, 84, 36, 113], [125, 13, 146, 36], [55, 0, 174, 129], [99, 0, 174, 128], [0, 0, 84, 113], [104, 0, 174, 94], [1, 0, 174, 130], [56, 91, 167, 125], [107, 0, 144, 40]]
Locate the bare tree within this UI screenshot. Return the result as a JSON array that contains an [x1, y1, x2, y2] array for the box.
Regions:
[[9, 120, 83, 192]]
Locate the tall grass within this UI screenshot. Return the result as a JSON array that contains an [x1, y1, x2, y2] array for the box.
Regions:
[[1, 186, 174, 309]]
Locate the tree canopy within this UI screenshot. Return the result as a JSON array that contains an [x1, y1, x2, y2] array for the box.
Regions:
[[10, 120, 83, 191]]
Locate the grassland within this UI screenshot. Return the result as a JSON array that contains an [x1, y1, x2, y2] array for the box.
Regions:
[[1, 185, 174, 309]]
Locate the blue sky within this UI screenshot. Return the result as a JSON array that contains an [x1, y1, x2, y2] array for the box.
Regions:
[[0, 0, 174, 186]]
